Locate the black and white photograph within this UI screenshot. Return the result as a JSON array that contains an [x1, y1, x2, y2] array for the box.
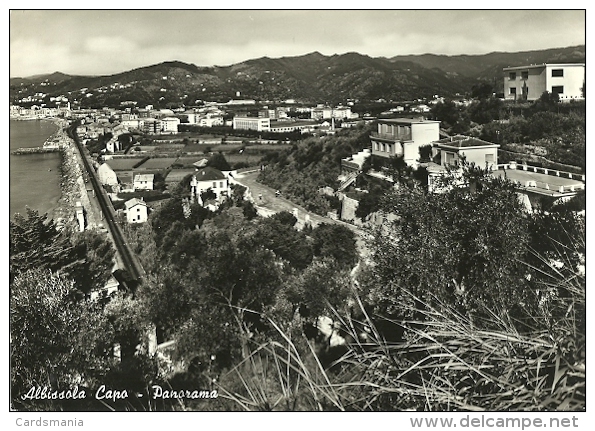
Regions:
[[8, 7, 587, 426]]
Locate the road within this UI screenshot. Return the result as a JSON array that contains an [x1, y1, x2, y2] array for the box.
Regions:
[[233, 170, 370, 256]]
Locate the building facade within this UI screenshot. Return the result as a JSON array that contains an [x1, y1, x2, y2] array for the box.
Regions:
[[503, 63, 585, 102], [161, 117, 180, 133], [434, 136, 500, 170], [125, 198, 148, 223], [232, 116, 271, 132], [190, 167, 231, 206], [370, 118, 440, 166], [134, 174, 154, 191]]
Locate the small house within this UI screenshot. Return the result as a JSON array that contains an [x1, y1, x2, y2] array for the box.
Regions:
[[125, 198, 148, 223]]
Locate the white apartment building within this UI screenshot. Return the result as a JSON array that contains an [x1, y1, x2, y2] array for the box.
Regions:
[[370, 118, 441, 166], [503, 63, 585, 101], [232, 116, 271, 132], [161, 117, 180, 133]]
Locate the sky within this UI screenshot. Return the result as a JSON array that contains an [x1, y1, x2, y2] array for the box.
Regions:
[[9, 9, 586, 78]]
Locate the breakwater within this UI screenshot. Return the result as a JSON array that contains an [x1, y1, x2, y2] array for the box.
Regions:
[[11, 146, 62, 155]]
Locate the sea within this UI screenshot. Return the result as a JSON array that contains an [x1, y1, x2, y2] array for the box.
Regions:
[[9, 119, 63, 220]]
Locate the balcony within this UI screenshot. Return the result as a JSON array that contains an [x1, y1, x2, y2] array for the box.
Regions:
[[370, 131, 411, 142]]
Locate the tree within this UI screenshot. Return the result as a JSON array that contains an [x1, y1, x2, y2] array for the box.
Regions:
[[256, 218, 314, 270], [361, 166, 533, 324], [207, 153, 231, 171], [418, 144, 433, 162], [310, 223, 358, 270], [10, 210, 116, 294], [471, 82, 494, 100], [280, 259, 353, 320], [270, 210, 297, 227], [70, 230, 116, 294], [532, 91, 560, 113], [10, 269, 114, 411], [430, 100, 462, 131], [10, 209, 79, 281]]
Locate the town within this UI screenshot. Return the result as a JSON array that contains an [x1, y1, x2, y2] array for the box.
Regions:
[[10, 52, 586, 413]]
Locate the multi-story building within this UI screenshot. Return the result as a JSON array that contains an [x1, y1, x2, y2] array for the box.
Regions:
[[161, 117, 180, 134], [139, 118, 162, 134], [503, 63, 585, 102], [232, 116, 271, 132], [311, 106, 333, 120], [370, 118, 440, 166]]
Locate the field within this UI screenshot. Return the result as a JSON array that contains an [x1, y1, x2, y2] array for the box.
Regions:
[[225, 153, 263, 166], [182, 143, 292, 154], [137, 157, 179, 170], [104, 158, 144, 170]]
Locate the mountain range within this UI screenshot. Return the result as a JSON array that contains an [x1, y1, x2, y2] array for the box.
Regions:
[[10, 45, 585, 107]]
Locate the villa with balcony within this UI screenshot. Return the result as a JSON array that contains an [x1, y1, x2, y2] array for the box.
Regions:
[[370, 118, 440, 167]]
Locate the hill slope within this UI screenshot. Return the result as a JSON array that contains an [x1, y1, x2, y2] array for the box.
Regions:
[[10, 46, 584, 107]]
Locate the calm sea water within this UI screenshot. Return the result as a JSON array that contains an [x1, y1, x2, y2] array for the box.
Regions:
[[10, 120, 62, 220]]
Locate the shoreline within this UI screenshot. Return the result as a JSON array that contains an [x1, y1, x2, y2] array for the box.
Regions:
[[44, 119, 85, 231], [50, 119, 102, 232]]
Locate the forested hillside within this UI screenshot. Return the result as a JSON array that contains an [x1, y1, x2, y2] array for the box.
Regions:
[[257, 125, 373, 214]]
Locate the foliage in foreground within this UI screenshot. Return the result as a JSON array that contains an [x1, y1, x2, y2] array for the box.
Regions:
[[217, 249, 585, 411]]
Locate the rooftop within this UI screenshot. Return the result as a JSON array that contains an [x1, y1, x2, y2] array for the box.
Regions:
[[377, 117, 440, 125], [194, 166, 226, 181], [503, 63, 585, 71], [135, 174, 154, 181], [491, 168, 584, 196], [124, 198, 147, 209], [435, 135, 498, 148]]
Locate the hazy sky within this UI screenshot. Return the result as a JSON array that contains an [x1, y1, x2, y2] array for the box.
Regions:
[[9, 9, 586, 78]]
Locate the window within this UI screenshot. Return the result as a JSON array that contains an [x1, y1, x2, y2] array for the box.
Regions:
[[509, 87, 517, 95], [521, 71, 529, 80], [552, 69, 564, 77], [509, 72, 516, 80], [485, 153, 494, 164], [212, 182, 216, 188], [552, 86, 564, 95]]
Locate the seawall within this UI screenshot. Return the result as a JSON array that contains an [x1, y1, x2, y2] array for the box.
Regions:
[[10, 146, 62, 155]]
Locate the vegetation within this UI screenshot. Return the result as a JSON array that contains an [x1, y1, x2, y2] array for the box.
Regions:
[[216, 164, 585, 411], [430, 92, 585, 171], [10, 59, 586, 411], [258, 125, 373, 214]]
